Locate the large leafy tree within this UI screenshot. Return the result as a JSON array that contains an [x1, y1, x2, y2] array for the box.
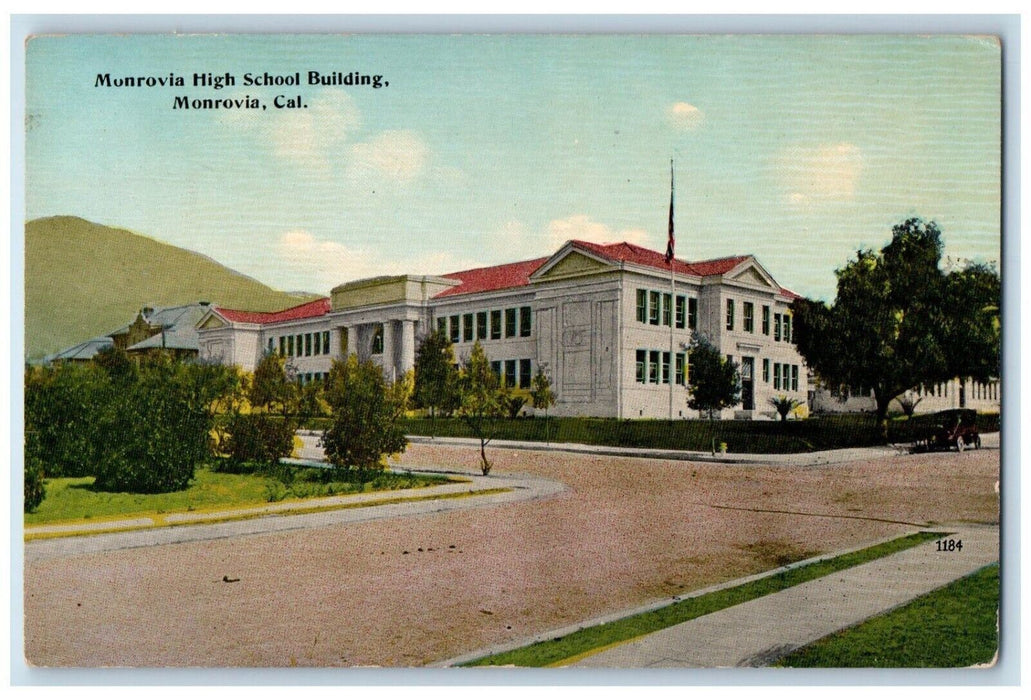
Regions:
[[792, 218, 1000, 434], [413, 329, 461, 433], [687, 333, 741, 420], [321, 355, 408, 474]]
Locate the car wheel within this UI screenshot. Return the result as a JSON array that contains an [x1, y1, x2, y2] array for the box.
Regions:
[[956, 437, 964, 452], [975, 435, 982, 449]]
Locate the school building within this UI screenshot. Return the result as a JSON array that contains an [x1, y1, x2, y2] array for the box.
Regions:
[[196, 239, 810, 419]]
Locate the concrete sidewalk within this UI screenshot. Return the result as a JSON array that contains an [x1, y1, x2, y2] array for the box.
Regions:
[[387, 431, 998, 467], [566, 523, 998, 668]]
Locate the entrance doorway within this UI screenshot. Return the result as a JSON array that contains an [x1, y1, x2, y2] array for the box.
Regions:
[[741, 356, 754, 410]]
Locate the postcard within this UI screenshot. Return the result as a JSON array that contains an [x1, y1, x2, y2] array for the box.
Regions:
[[19, 29, 1004, 675]]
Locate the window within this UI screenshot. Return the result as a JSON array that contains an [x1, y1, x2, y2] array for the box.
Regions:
[[504, 360, 517, 388], [743, 302, 754, 333], [279, 336, 285, 355], [774, 313, 782, 342], [649, 291, 660, 325], [662, 293, 672, 326], [726, 299, 735, 331], [675, 295, 686, 329], [661, 352, 671, 384], [490, 310, 502, 340], [783, 314, 792, 343], [636, 290, 647, 323], [463, 313, 473, 342], [520, 306, 532, 337], [762, 358, 770, 383], [675, 353, 685, 385], [773, 363, 781, 390], [437, 317, 447, 335], [296, 335, 303, 356], [304, 333, 312, 356], [519, 359, 532, 389], [649, 350, 660, 383], [688, 298, 698, 330], [762, 306, 770, 335], [636, 350, 647, 383], [449, 315, 460, 343], [371, 325, 384, 355], [505, 308, 517, 338], [322, 331, 330, 354], [267, 338, 274, 353], [490, 361, 501, 380], [476, 311, 487, 340], [313, 331, 321, 355], [791, 365, 799, 392], [287, 335, 294, 356], [687, 353, 694, 383]]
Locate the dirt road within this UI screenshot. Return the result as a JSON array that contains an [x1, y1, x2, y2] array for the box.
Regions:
[[23, 444, 999, 667]]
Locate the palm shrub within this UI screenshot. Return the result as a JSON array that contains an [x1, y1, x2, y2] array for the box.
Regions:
[[769, 395, 802, 422]]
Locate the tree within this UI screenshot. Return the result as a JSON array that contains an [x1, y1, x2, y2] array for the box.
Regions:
[[413, 329, 461, 434], [530, 365, 557, 443], [769, 395, 801, 422], [792, 218, 1000, 435], [687, 333, 741, 420], [250, 351, 297, 415], [457, 341, 506, 475], [321, 355, 408, 475]]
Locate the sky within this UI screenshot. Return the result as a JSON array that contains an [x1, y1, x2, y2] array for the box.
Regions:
[[25, 34, 1001, 302]]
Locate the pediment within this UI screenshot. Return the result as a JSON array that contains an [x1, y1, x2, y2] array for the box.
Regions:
[[532, 249, 613, 281], [729, 260, 778, 289], [198, 314, 227, 330]]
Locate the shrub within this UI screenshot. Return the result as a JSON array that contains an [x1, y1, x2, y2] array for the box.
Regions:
[[224, 413, 296, 469], [24, 453, 46, 513]]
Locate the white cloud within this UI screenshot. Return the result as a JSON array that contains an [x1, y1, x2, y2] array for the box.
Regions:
[[545, 215, 652, 250], [777, 142, 863, 203], [668, 101, 704, 130], [269, 91, 361, 171], [275, 229, 484, 292], [348, 129, 428, 183]]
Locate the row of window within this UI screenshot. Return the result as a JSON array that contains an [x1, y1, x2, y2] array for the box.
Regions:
[[437, 306, 533, 344], [298, 372, 328, 386], [725, 300, 793, 341], [762, 360, 800, 392], [635, 289, 698, 330], [488, 358, 533, 389], [634, 349, 690, 385], [270, 330, 332, 358]]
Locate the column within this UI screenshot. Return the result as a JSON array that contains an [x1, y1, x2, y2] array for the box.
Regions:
[[382, 320, 396, 381], [344, 325, 357, 357], [400, 319, 416, 374]]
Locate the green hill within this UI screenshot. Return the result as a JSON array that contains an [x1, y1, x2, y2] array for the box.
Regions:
[[25, 216, 319, 360]]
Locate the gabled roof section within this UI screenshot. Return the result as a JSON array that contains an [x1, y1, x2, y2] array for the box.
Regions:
[[539, 240, 751, 280], [45, 336, 113, 363], [433, 257, 550, 299], [213, 297, 331, 325]]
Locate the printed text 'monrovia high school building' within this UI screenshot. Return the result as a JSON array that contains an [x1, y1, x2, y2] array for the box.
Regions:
[[196, 239, 808, 419]]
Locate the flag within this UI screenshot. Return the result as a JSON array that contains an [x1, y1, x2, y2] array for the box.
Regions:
[[665, 159, 675, 264]]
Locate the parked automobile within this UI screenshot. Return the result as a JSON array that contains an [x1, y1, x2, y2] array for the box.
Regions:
[[922, 408, 982, 451]]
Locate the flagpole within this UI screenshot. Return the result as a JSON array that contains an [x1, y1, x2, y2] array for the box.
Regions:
[[668, 158, 675, 423]]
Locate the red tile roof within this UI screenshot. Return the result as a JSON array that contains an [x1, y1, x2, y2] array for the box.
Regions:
[[571, 240, 750, 278], [433, 241, 759, 299], [434, 257, 551, 298], [215, 297, 331, 325]]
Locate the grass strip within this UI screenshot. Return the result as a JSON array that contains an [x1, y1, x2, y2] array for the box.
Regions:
[[461, 530, 945, 667], [774, 563, 999, 668], [25, 487, 512, 541]]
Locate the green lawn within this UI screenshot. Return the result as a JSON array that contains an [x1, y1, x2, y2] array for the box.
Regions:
[[25, 465, 451, 526], [775, 563, 999, 668], [461, 530, 944, 667], [389, 413, 999, 454]]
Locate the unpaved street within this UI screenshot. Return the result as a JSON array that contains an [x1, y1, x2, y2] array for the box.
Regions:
[[23, 444, 999, 667]]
